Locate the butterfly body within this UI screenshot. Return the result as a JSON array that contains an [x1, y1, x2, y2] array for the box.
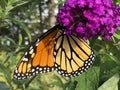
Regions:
[[14, 25, 95, 80]]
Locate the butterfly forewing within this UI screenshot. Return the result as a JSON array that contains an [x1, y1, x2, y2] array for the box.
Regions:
[[14, 25, 60, 80]]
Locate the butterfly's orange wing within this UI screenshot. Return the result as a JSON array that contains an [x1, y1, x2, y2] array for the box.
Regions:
[[14, 24, 95, 80], [14, 25, 60, 80]]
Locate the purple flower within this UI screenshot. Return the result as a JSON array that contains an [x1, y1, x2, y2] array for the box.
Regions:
[[57, 0, 120, 40]]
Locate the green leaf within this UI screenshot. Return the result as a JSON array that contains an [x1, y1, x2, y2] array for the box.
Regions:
[[0, 6, 4, 18], [18, 33, 23, 46], [0, 64, 12, 87], [98, 74, 119, 90], [114, 33, 120, 39], [0, 81, 10, 90], [72, 56, 100, 90], [2, 52, 12, 64], [5, 0, 31, 13], [10, 18, 32, 42], [0, 0, 7, 9], [6, 36, 16, 45], [103, 53, 120, 65]]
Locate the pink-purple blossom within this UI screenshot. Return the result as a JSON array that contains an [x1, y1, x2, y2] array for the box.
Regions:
[[57, 0, 120, 40]]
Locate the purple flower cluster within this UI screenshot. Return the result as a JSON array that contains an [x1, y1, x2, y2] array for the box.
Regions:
[[57, 0, 120, 40]]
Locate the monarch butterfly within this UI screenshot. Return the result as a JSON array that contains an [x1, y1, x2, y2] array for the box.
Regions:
[[14, 24, 95, 80]]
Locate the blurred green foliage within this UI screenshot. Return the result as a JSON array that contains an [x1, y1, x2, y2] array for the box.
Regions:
[[0, 0, 120, 90]]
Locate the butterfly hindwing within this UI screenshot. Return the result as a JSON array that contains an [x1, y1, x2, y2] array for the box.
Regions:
[[54, 30, 95, 77], [14, 25, 60, 80]]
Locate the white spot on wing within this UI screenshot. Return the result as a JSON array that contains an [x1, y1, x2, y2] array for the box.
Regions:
[[36, 71, 38, 74], [32, 69, 35, 72], [15, 70, 18, 73], [29, 49, 34, 54], [25, 52, 28, 55], [30, 46, 33, 50], [22, 58, 28, 61], [37, 39, 40, 43], [39, 68, 42, 71], [17, 73, 20, 76], [36, 43, 39, 46], [35, 39, 40, 46], [54, 52, 56, 56]]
